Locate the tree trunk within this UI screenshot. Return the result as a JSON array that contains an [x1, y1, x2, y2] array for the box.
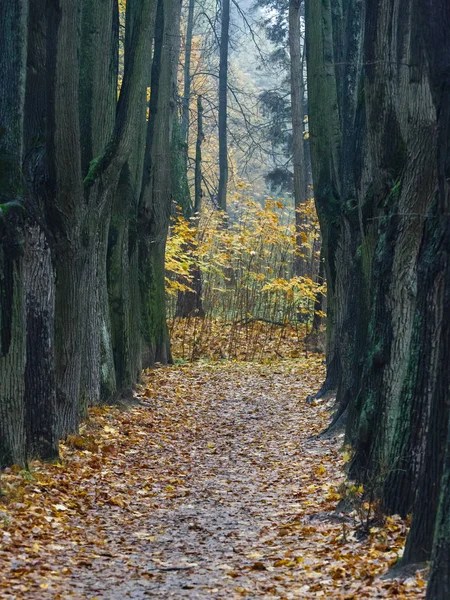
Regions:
[[77, 0, 118, 412], [347, 0, 435, 489], [107, 0, 154, 392], [45, 0, 85, 437], [23, 225, 58, 461], [174, 99, 205, 318], [174, 5, 200, 318], [217, 0, 230, 212], [400, 219, 450, 566], [289, 0, 307, 278], [0, 0, 29, 467], [139, 0, 182, 364], [109, 165, 142, 392], [174, 93, 205, 318], [403, 0, 450, 580], [181, 0, 195, 146], [80, 0, 155, 404], [305, 0, 342, 397], [21, 0, 60, 462], [195, 95, 204, 215]]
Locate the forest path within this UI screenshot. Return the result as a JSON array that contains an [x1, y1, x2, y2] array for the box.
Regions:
[[1, 359, 424, 599]]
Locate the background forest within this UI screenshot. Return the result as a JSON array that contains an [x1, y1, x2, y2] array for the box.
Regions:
[[1, 0, 450, 598]]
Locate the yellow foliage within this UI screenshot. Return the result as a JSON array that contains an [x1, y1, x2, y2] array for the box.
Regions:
[[166, 191, 324, 324]]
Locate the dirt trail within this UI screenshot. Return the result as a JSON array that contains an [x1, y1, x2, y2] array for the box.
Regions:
[[0, 359, 425, 599]]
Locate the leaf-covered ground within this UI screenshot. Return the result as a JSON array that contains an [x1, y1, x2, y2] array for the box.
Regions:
[[0, 358, 426, 599]]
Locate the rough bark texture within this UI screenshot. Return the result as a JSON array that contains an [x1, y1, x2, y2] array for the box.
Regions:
[[107, 0, 155, 393], [24, 225, 58, 461], [0, 0, 29, 467], [22, 0, 59, 462], [404, 0, 450, 578], [46, 0, 85, 438], [348, 0, 435, 494], [109, 164, 143, 392], [305, 0, 449, 552], [139, 0, 182, 364], [80, 0, 155, 406], [305, 0, 343, 398], [423, 1, 450, 592], [306, 0, 450, 584], [78, 0, 118, 413]]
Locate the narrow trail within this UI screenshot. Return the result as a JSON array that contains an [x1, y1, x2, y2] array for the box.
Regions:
[[0, 359, 425, 599]]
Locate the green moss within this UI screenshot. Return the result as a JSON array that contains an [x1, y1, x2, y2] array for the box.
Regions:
[[83, 154, 103, 187], [83, 140, 115, 188]]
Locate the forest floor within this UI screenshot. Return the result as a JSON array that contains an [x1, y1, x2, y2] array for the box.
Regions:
[[0, 357, 426, 599]]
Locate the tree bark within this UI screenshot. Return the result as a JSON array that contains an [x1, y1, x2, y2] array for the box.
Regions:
[[139, 0, 182, 364], [217, 0, 230, 212], [23, 225, 58, 461], [305, 0, 342, 397], [0, 0, 29, 467], [45, 0, 85, 437], [347, 0, 435, 490], [422, 0, 450, 588], [402, 0, 450, 579], [79, 0, 155, 405], [78, 0, 118, 413]]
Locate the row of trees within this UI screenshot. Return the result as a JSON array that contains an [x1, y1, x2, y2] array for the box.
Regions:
[[0, 0, 182, 467], [1, 0, 313, 467], [306, 0, 450, 595]]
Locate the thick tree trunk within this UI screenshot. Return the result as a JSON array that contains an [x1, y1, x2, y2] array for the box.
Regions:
[[217, 0, 230, 212], [22, 0, 59, 462], [0, 0, 29, 467], [139, 0, 182, 364], [400, 223, 450, 566], [78, 0, 117, 412], [382, 208, 443, 517], [79, 203, 117, 414], [403, 0, 450, 581], [109, 165, 142, 392], [46, 0, 85, 437], [423, 2, 450, 589], [347, 0, 435, 488], [23, 225, 58, 461], [80, 0, 155, 402], [305, 0, 342, 397], [108, 0, 153, 392]]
